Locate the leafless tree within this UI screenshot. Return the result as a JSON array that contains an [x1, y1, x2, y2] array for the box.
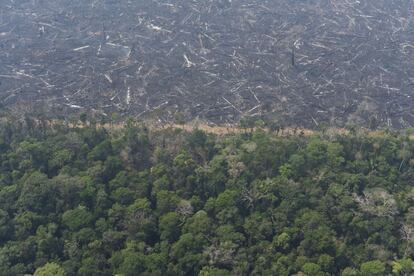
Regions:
[[176, 200, 194, 216], [353, 188, 398, 218]]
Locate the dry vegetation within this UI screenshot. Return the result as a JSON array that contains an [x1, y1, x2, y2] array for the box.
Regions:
[[1, 0, 413, 128]]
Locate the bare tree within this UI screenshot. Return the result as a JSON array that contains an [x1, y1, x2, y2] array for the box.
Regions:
[[176, 200, 194, 216], [204, 241, 236, 267], [400, 223, 414, 256], [353, 188, 398, 218]]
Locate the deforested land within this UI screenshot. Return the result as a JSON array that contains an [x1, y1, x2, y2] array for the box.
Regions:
[[1, 0, 413, 128]]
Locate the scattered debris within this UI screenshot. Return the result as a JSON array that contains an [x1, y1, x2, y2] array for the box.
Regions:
[[0, 0, 413, 128]]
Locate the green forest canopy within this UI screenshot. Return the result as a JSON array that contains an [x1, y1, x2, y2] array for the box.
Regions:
[[0, 118, 413, 275]]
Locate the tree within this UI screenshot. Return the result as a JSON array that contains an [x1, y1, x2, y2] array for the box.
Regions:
[[199, 266, 230, 276], [305, 138, 327, 169], [111, 242, 147, 276], [206, 190, 241, 225], [302, 262, 323, 276], [155, 190, 180, 214], [392, 258, 414, 275], [111, 112, 120, 125], [273, 232, 290, 252], [368, 116, 379, 130], [62, 206, 93, 231], [243, 212, 273, 242], [360, 260, 385, 276], [240, 117, 255, 133], [18, 172, 55, 213], [170, 233, 205, 275], [340, 267, 359, 276], [174, 112, 185, 125], [125, 199, 156, 241], [34, 262, 65, 276], [159, 212, 181, 242], [87, 140, 113, 162], [79, 113, 88, 126]]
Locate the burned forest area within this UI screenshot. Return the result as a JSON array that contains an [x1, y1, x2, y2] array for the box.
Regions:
[[0, 0, 414, 128]]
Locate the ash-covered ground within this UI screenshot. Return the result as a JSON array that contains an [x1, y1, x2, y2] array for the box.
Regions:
[[1, 0, 413, 128]]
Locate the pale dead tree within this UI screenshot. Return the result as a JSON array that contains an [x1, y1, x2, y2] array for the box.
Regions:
[[353, 188, 398, 218], [64, 239, 80, 259], [400, 206, 414, 256], [176, 200, 194, 216], [397, 142, 412, 172], [365, 244, 392, 261], [241, 141, 257, 153], [204, 241, 236, 267], [400, 223, 414, 256], [241, 185, 267, 209], [131, 210, 147, 221], [228, 161, 246, 179], [241, 187, 255, 209], [119, 147, 134, 168], [226, 154, 246, 178]]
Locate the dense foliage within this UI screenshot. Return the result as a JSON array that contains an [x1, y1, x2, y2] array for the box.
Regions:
[[0, 119, 414, 275]]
